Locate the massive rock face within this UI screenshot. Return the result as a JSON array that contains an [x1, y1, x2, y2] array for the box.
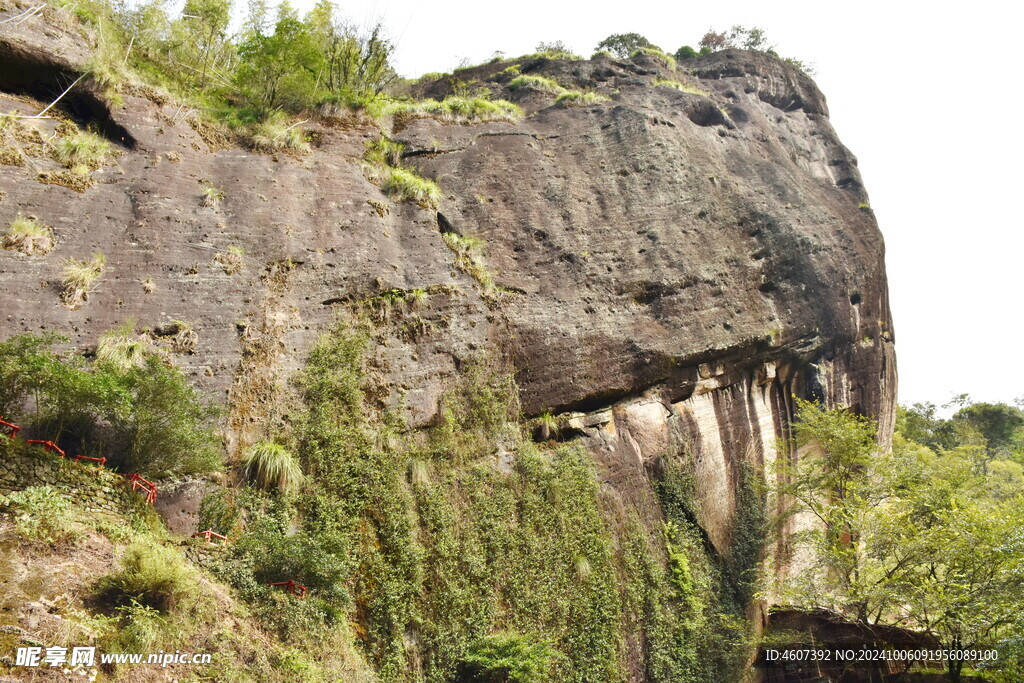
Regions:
[[0, 2, 895, 586]]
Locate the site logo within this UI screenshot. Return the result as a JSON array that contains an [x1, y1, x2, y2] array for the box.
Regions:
[[14, 646, 212, 668]]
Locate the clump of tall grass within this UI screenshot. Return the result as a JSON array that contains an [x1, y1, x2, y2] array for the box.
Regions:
[[442, 232, 494, 292], [508, 74, 567, 95], [2, 214, 54, 255], [96, 542, 195, 613], [246, 113, 310, 153], [51, 131, 112, 169], [386, 97, 521, 124], [382, 167, 442, 208], [97, 321, 151, 372], [555, 91, 611, 107], [60, 251, 106, 309], [630, 47, 676, 70], [242, 442, 304, 495], [365, 136, 405, 167]]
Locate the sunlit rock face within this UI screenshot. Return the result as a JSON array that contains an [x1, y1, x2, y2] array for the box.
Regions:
[[0, 9, 895, 585]]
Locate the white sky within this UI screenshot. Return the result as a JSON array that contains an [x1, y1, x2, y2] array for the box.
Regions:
[[297, 0, 1023, 408]]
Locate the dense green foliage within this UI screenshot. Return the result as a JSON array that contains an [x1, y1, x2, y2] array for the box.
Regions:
[[772, 399, 1024, 681], [0, 331, 219, 476], [595, 32, 656, 58], [207, 321, 759, 681]]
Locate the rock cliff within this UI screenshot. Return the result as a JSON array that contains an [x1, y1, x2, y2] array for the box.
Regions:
[[0, 3, 896, 675]]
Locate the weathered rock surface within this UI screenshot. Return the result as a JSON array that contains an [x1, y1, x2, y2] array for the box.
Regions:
[[0, 3, 895, 570]]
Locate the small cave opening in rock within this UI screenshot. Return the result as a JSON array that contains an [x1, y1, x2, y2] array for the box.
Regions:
[[436, 211, 456, 235], [685, 101, 728, 128], [0, 48, 137, 148], [850, 292, 863, 305]]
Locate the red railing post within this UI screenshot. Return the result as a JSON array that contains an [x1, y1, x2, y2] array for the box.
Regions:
[[26, 440, 66, 458], [0, 417, 19, 439]]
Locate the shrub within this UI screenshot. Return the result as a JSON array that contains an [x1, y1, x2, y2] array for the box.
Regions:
[[60, 251, 106, 309], [652, 78, 710, 96], [630, 47, 676, 70], [382, 167, 442, 208], [508, 74, 566, 95], [243, 442, 304, 495], [554, 91, 610, 107], [96, 542, 194, 612], [51, 131, 112, 169], [595, 32, 655, 58], [675, 45, 699, 60], [2, 485, 76, 542], [591, 50, 612, 59], [456, 633, 564, 682], [2, 214, 54, 255]]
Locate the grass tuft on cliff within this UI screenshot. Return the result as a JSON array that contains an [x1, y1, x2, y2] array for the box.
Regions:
[[386, 96, 521, 124], [630, 46, 677, 70], [382, 167, 442, 208], [442, 232, 495, 292], [555, 91, 611, 107], [51, 131, 112, 170], [243, 442, 304, 495], [508, 74, 567, 95], [60, 251, 106, 309], [2, 214, 55, 255]]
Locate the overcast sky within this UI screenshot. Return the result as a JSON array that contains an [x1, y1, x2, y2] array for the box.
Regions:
[[297, 0, 1022, 408]]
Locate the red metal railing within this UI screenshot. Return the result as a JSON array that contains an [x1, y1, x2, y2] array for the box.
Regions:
[[26, 439, 67, 458], [0, 418, 19, 439], [123, 472, 158, 505], [268, 579, 307, 599], [192, 529, 228, 544], [2, 416, 159, 506]]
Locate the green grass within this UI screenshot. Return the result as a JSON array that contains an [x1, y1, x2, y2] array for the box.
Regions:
[[1, 485, 76, 543], [51, 131, 112, 169], [243, 442, 304, 495], [245, 112, 310, 153], [630, 47, 677, 70], [555, 91, 611, 107], [591, 50, 613, 59], [96, 541, 196, 613], [2, 214, 54, 255], [97, 321, 150, 372], [60, 251, 106, 309], [442, 232, 495, 292], [508, 74, 567, 95], [382, 167, 442, 208], [652, 78, 710, 96], [365, 136, 405, 167], [386, 97, 521, 124]]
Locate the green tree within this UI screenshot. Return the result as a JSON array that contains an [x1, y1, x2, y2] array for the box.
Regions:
[[305, 2, 395, 107], [595, 32, 656, 58], [170, 0, 235, 89], [774, 402, 1024, 681], [236, 1, 321, 111]]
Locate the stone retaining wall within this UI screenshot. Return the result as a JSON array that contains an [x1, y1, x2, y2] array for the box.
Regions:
[[0, 443, 150, 518]]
